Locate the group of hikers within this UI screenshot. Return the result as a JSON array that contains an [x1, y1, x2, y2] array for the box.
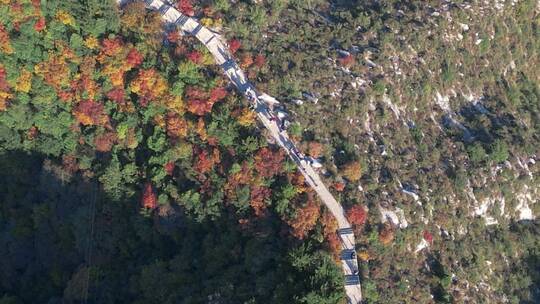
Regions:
[[246, 88, 317, 167], [268, 115, 286, 131], [247, 93, 287, 131], [290, 145, 315, 166]]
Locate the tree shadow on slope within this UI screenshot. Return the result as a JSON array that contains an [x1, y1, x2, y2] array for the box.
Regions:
[[456, 102, 520, 145], [504, 221, 540, 304], [441, 101, 527, 166], [0, 151, 343, 304]]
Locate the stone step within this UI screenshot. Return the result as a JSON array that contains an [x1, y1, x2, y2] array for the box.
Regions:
[[175, 14, 189, 27], [338, 227, 354, 235], [158, 2, 171, 15], [340, 249, 356, 260], [344, 275, 360, 285]]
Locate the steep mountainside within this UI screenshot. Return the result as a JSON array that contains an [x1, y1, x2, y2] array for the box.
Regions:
[[203, 0, 540, 302], [0, 0, 538, 303]]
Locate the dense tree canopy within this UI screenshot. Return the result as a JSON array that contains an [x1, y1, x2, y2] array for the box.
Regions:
[[0, 1, 346, 303]]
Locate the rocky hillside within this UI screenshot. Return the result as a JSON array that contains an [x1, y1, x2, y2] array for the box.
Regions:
[[198, 0, 540, 302]]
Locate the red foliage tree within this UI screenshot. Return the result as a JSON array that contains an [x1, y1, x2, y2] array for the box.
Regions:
[[185, 86, 223, 116], [73, 100, 108, 126], [126, 48, 144, 68], [101, 38, 123, 56], [174, 44, 188, 57], [346, 205, 367, 227], [0, 66, 10, 111], [207, 137, 218, 146], [288, 171, 307, 193], [141, 182, 158, 209], [0, 66, 8, 91], [199, 179, 212, 194], [202, 6, 214, 17], [106, 88, 125, 104], [187, 50, 203, 64], [339, 54, 355, 67], [94, 132, 117, 152], [250, 185, 271, 217], [307, 141, 323, 158], [229, 39, 241, 54], [326, 233, 341, 258], [321, 211, 337, 236], [31, 0, 41, 9], [176, 0, 195, 16], [187, 98, 214, 116], [194, 150, 213, 174], [333, 182, 345, 192], [209, 87, 227, 102], [320, 211, 340, 257], [423, 230, 434, 245], [57, 91, 73, 102], [254, 54, 266, 68], [185, 87, 207, 99], [166, 112, 188, 138], [10, 2, 22, 15], [34, 17, 46, 32], [0, 23, 12, 54], [253, 147, 285, 178], [224, 162, 252, 198], [164, 162, 175, 176]]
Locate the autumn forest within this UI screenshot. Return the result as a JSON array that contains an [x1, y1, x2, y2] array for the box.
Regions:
[[1, 0, 539, 304], [0, 0, 353, 303]]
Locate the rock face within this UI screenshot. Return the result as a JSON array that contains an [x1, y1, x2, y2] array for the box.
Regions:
[[379, 205, 408, 229]]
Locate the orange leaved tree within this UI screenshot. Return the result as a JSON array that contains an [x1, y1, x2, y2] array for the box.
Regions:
[[176, 0, 195, 16], [94, 132, 117, 152], [307, 141, 324, 158], [250, 185, 271, 217], [141, 182, 157, 209], [73, 100, 109, 126], [166, 112, 188, 138], [342, 161, 362, 182], [321, 211, 340, 257], [346, 205, 367, 227], [288, 198, 320, 240], [126, 48, 144, 68], [229, 39, 241, 54], [253, 147, 284, 178], [379, 223, 394, 245]]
